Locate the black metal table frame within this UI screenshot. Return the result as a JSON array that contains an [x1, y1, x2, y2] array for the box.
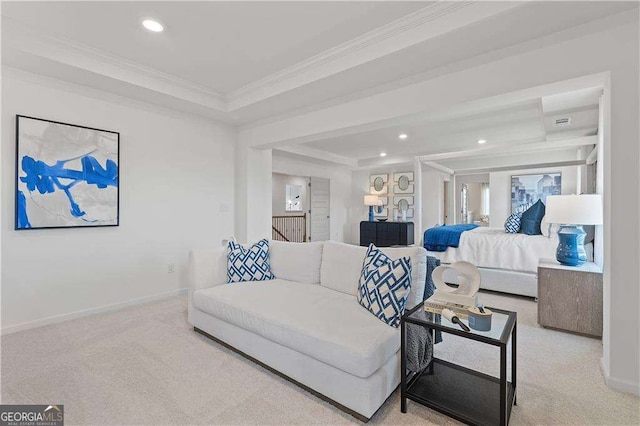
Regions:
[[400, 301, 517, 426]]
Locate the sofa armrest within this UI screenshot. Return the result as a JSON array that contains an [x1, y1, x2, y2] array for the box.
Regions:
[[188, 247, 227, 291]]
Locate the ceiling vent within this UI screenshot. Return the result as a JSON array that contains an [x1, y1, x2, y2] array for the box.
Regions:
[[554, 117, 572, 127]]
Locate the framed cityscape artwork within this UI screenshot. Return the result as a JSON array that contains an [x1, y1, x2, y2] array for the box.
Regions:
[[511, 172, 561, 214]]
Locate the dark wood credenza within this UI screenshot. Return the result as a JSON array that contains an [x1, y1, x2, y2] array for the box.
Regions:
[[360, 221, 414, 247]]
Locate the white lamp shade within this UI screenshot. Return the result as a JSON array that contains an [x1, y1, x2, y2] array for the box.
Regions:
[[364, 195, 383, 206], [544, 194, 603, 225]]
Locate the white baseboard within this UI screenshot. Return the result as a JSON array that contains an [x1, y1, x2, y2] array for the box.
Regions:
[[601, 357, 640, 396], [1, 288, 187, 335]]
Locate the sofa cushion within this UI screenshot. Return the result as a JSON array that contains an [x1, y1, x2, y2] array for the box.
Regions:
[[269, 240, 323, 284], [358, 244, 412, 328], [227, 239, 274, 283], [320, 241, 427, 309], [320, 242, 367, 295], [192, 279, 399, 379]]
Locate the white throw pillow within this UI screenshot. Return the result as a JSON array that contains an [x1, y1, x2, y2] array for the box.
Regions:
[[269, 240, 324, 284], [540, 215, 560, 238]]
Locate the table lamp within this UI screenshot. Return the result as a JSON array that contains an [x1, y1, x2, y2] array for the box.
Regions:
[[544, 194, 603, 266], [364, 195, 383, 222]]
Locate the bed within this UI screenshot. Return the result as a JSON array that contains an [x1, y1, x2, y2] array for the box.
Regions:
[[426, 227, 593, 298]]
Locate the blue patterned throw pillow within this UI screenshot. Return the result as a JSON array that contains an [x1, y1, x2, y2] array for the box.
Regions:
[[504, 213, 522, 233], [357, 244, 412, 328], [227, 239, 275, 283]]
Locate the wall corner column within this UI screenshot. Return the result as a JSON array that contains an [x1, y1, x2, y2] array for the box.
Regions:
[[235, 139, 272, 243], [413, 158, 423, 245]]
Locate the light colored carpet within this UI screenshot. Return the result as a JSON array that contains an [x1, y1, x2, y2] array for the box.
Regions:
[[2, 291, 638, 425]]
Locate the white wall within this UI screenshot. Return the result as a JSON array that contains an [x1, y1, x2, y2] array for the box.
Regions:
[[421, 168, 451, 228], [272, 151, 352, 243], [1, 70, 236, 332], [489, 165, 581, 228]]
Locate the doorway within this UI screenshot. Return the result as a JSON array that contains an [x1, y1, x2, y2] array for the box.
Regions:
[[271, 173, 310, 242], [455, 174, 490, 225]]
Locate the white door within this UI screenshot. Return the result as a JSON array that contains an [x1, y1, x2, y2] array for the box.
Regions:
[[310, 177, 330, 241]]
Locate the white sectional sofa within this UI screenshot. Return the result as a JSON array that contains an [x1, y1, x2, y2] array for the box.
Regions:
[[188, 240, 427, 421]]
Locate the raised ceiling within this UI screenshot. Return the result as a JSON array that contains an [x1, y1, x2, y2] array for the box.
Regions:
[[296, 86, 601, 168], [1, 1, 426, 93], [1, 0, 529, 122], [1, 1, 637, 153]]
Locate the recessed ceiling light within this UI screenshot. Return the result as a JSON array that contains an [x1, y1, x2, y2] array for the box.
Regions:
[[380, 152, 387, 157], [398, 133, 408, 140], [142, 18, 164, 33], [477, 139, 487, 144]]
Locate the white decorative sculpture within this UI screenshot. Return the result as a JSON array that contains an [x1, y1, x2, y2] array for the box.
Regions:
[[431, 261, 480, 307]]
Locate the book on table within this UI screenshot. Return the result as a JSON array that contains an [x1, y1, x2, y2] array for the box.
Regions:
[[424, 296, 471, 319]]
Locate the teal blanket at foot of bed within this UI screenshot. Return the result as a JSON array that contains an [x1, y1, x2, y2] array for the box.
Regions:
[[423, 224, 478, 252]]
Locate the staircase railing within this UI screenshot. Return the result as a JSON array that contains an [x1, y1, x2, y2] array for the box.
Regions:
[[272, 215, 306, 243]]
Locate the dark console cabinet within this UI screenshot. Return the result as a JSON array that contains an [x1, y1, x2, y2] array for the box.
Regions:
[[360, 221, 414, 247]]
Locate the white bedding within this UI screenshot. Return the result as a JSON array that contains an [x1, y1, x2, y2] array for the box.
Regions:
[[429, 227, 559, 273]]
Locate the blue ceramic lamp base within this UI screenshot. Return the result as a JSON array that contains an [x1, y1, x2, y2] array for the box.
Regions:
[[368, 206, 375, 222], [556, 225, 587, 266]]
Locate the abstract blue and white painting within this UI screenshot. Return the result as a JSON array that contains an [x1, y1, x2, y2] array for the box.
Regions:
[[16, 115, 119, 229]]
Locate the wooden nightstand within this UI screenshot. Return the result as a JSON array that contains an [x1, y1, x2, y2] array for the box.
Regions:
[[537, 258, 603, 337]]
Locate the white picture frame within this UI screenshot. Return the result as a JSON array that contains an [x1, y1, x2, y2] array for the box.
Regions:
[[393, 183, 414, 194], [393, 196, 414, 206], [393, 172, 414, 182], [370, 173, 389, 183], [373, 206, 388, 218], [370, 174, 388, 195], [369, 185, 388, 195], [393, 208, 414, 219]]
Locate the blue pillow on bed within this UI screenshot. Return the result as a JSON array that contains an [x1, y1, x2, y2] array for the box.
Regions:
[[520, 200, 546, 235], [504, 213, 522, 233]]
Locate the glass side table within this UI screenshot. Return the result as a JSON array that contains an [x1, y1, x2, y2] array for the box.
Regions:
[[401, 301, 517, 426]]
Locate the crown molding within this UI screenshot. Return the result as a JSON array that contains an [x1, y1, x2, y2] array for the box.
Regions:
[[418, 135, 597, 163], [423, 161, 455, 175], [2, 18, 228, 112], [276, 145, 358, 168], [1, 1, 627, 127], [2, 65, 236, 127], [2, 1, 523, 118], [226, 1, 522, 111]]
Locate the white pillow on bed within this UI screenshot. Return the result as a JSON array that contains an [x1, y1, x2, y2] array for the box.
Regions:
[[540, 216, 560, 238]]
